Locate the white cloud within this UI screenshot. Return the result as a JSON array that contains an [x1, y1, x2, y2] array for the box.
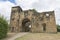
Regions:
[[55, 9, 60, 25], [15, 0, 39, 10], [32, 0, 60, 11], [0, 1, 15, 20]]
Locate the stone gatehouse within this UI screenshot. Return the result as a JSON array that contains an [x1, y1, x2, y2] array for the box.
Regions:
[[10, 6, 57, 33]]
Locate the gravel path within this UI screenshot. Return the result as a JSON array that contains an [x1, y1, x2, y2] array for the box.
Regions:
[[4, 32, 28, 40]]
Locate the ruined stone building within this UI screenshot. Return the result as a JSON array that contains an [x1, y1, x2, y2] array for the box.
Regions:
[[10, 6, 57, 33]]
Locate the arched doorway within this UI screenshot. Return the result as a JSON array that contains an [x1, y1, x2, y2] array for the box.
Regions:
[[22, 18, 31, 32], [42, 23, 46, 32]]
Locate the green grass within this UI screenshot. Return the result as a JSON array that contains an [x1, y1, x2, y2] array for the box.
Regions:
[[15, 33, 60, 40]]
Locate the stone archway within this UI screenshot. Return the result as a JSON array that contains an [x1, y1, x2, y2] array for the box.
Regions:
[[22, 18, 31, 32]]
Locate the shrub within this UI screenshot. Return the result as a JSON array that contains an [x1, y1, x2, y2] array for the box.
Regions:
[[57, 25, 60, 32], [0, 16, 8, 39]]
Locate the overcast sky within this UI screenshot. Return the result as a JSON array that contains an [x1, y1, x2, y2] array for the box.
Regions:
[[0, 0, 60, 25]]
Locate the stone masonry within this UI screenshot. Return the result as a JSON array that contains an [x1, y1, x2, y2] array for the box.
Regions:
[[10, 6, 57, 33]]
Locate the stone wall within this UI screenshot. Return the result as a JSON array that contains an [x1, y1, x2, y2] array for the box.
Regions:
[[10, 6, 57, 33]]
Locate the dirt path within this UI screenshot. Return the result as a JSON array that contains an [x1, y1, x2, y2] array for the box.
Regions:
[[4, 32, 28, 40]]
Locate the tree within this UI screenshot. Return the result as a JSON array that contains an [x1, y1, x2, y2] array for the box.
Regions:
[[0, 16, 8, 39], [57, 25, 60, 32]]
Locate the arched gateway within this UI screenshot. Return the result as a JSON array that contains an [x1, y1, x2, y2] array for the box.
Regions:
[[10, 6, 57, 33], [22, 18, 31, 32]]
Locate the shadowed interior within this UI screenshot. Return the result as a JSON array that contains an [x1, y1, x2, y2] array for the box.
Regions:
[[22, 18, 31, 32]]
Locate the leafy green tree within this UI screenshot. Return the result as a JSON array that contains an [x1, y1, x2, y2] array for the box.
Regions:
[[57, 25, 60, 32], [0, 16, 8, 39]]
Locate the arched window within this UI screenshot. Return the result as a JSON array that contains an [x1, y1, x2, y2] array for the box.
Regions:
[[46, 13, 50, 20], [46, 14, 49, 16]]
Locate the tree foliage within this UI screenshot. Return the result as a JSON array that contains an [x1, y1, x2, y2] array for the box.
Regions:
[[0, 16, 8, 39], [57, 25, 60, 32]]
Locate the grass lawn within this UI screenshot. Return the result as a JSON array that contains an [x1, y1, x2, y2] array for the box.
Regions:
[[15, 32, 60, 40]]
